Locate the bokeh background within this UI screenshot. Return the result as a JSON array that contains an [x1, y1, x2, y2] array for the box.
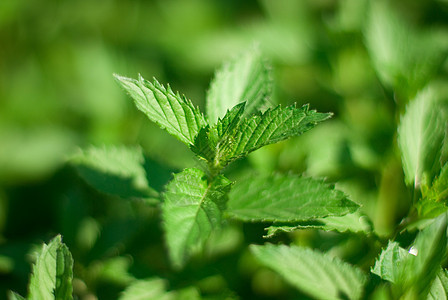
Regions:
[[1, 0, 447, 299]]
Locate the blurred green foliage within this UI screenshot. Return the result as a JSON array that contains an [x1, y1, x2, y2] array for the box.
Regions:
[[1, 0, 447, 299]]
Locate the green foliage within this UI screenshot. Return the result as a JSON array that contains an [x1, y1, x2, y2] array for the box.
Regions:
[[71, 145, 157, 200], [206, 46, 272, 123], [9, 235, 73, 300], [114, 75, 207, 146], [119, 278, 200, 300], [227, 173, 357, 221], [398, 87, 446, 188], [265, 212, 372, 238], [251, 244, 367, 300], [364, 0, 448, 99], [2, 1, 448, 299], [162, 168, 232, 269], [192, 102, 331, 173]]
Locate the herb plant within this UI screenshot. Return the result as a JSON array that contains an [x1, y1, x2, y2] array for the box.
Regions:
[[6, 2, 448, 298]]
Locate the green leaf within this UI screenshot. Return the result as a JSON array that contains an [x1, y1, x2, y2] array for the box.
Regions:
[[114, 74, 207, 145], [364, 1, 448, 98], [71, 145, 157, 200], [162, 168, 232, 269], [193, 103, 331, 172], [7, 291, 25, 300], [428, 269, 448, 300], [398, 87, 446, 188], [265, 212, 371, 238], [372, 216, 448, 298], [416, 163, 448, 218], [28, 235, 74, 300], [227, 173, 358, 222], [396, 213, 448, 298], [119, 278, 201, 300], [251, 244, 367, 300], [206, 47, 272, 123], [371, 241, 408, 283], [119, 278, 173, 300], [426, 163, 448, 203]]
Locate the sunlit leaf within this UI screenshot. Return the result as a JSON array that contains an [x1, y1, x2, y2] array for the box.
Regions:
[[28, 235, 73, 300], [371, 241, 408, 283], [227, 173, 358, 222], [114, 74, 207, 145], [193, 102, 331, 172], [162, 168, 232, 269]]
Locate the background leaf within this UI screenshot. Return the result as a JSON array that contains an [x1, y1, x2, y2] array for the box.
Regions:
[[28, 235, 73, 300], [71, 145, 157, 200], [251, 244, 367, 300], [398, 87, 446, 188], [114, 75, 207, 145], [364, 0, 448, 98], [206, 46, 272, 124], [227, 173, 358, 222], [162, 168, 232, 269]]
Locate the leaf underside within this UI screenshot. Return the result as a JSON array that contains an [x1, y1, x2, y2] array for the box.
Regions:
[[251, 244, 367, 300], [162, 168, 232, 269], [227, 173, 358, 222]]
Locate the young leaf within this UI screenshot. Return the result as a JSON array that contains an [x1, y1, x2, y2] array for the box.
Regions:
[[371, 241, 408, 283], [28, 235, 74, 300], [227, 173, 358, 222], [193, 103, 331, 171], [251, 244, 367, 300], [71, 145, 157, 200], [206, 47, 272, 123], [162, 168, 232, 269], [398, 88, 446, 188], [265, 212, 371, 238], [114, 74, 207, 145]]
